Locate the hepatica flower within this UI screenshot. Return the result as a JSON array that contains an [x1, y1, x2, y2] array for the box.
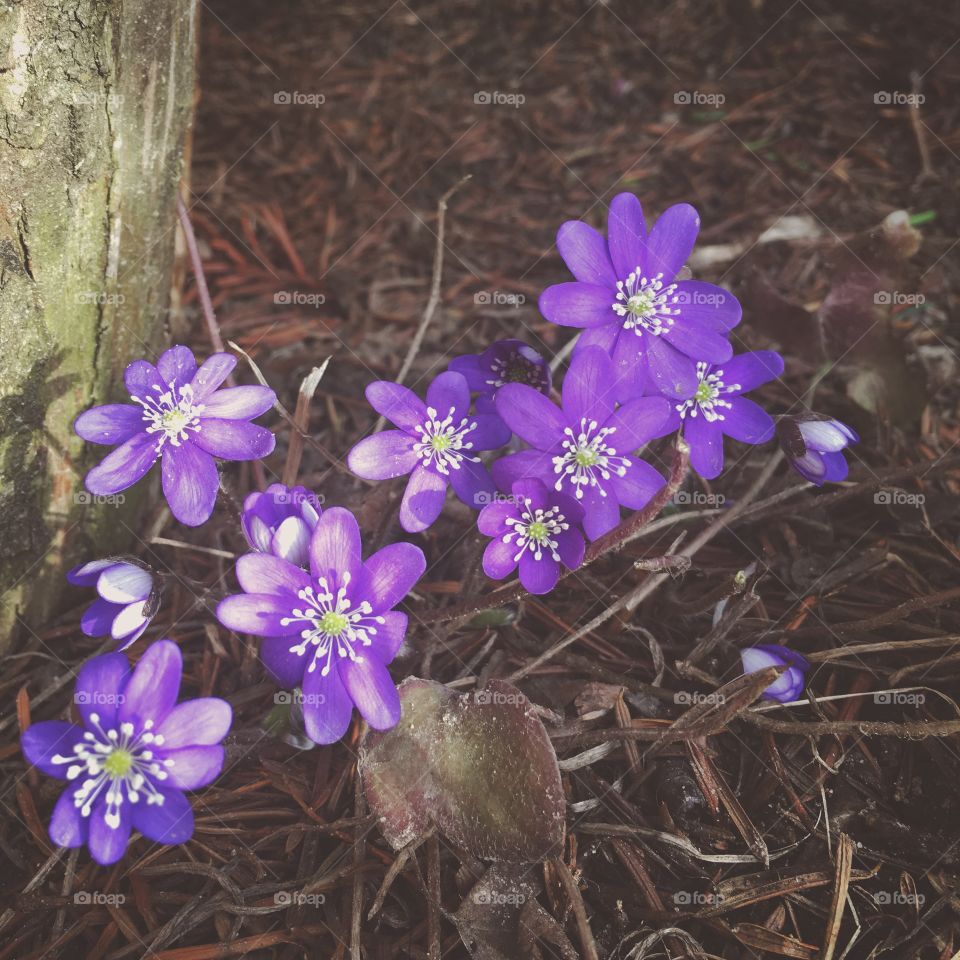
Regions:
[[777, 415, 859, 485], [479, 478, 585, 594], [217, 507, 426, 744], [75, 345, 277, 527], [539, 193, 740, 399], [740, 644, 809, 703], [347, 371, 511, 532], [659, 350, 784, 479], [448, 339, 551, 398], [68, 559, 160, 649], [493, 347, 671, 540], [242, 483, 323, 567], [21, 640, 231, 866]]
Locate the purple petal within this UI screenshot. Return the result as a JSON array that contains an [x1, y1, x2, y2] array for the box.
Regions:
[[303, 666, 354, 744], [190, 353, 237, 401], [260, 639, 307, 688], [722, 397, 775, 444], [562, 347, 616, 425], [118, 639, 182, 729], [85, 432, 158, 495], [68, 559, 118, 586], [376, 611, 409, 662], [645, 337, 699, 398], [580, 486, 621, 541], [74, 653, 130, 729], [539, 282, 614, 328], [217, 594, 295, 637], [554, 528, 585, 570], [193, 418, 275, 461], [157, 345, 198, 386], [491, 449, 556, 492], [49, 789, 88, 849], [719, 351, 784, 394], [157, 699, 232, 748], [131, 786, 193, 845], [605, 397, 672, 452], [399, 465, 448, 533], [495, 385, 566, 450], [309, 507, 363, 584], [645, 203, 700, 279], [75, 405, 146, 446], [161, 443, 219, 527], [347, 431, 417, 480], [470, 414, 512, 450], [426, 371, 471, 422], [672, 280, 742, 333], [556, 220, 617, 287], [686, 414, 725, 479], [609, 457, 666, 510], [365, 381, 427, 433], [821, 450, 850, 483], [22, 722, 85, 778], [97, 564, 152, 603], [448, 458, 497, 512], [161, 745, 225, 790], [272, 517, 312, 566], [200, 385, 276, 420], [799, 420, 856, 452], [236, 553, 310, 597], [483, 537, 519, 580], [478, 501, 518, 535], [607, 193, 648, 279], [125, 360, 164, 401], [363, 542, 426, 612], [519, 552, 560, 595], [610, 330, 649, 401], [575, 322, 620, 356], [88, 797, 132, 865], [81, 597, 124, 637], [340, 655, 400, 731], [661, 316, 733, 363], [447, 354, 487, 392], [111, 602, 150, 643]]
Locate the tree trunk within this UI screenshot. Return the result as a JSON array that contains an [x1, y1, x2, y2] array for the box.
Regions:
[[0, 0, 197, 648]]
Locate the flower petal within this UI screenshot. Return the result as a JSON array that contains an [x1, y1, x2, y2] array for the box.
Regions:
[[645, 336, 699, 399], [49, 788, 89, 849], [539, 282, 614, 328], [554, 528, 585, 570], [365, 381, 427, 433], [604, 396, 672, 451], [606, 192, 647, 279], [193, 419, 275, 461], [661, 315, 733, 363], [556, 220, 617, 287], [236, 552, 310, 597], [131, 786, 193, 845], [81, 597, 124, 637], [125, 360, 164, 401], [217, 593, 295, 637], [260, 638, 307, 688], [495, 384, 566, 450], [22, 721, 85, 778], [672, 280, 742, 333], [580, 486, 621, 541], [272, 516, 312, 567], [645, 203, 700, 279], [490, 449, 556, 492], [303, 666, 354, 744], [609, 456, 665, 510], [157, 699, 232, 748], [477, 500, 518, 535], [157, 345, 198, 387], [347, 431, 417, 480], [685, 414, 725, 479], [519, 552, 560, 595], [68, 559, 118, 587], [448, 458, 497, 512], [426, 371, 471, 422], [75, 405, 146, 445], [722, 397, 775, 444], [798, 419, 856, 452], [309, 507, 363, 584], [363, 542, 426, 612], [483, 537, 519, 579], [562, 347, 616, 425], [118, 639, 182, 729], [470, 414, 512, 450], [399, 465, 447, 533], [74, 652, 131, 729], [719, 350, 784, 394], [575, 322, 620, 356], [88, 797, 132, 865], [162, 746, 225, 790], [339, 655, 400, 731], [200, 385, 276, 420], [161, 443, 219, 527], [190, 353, 237, 401], [375, 611, 408, 662], [85, 432, 158, 496], [97, 564, 152, 603], [447, 354, 487, 392], [610, 330, 649, 401], [111, 601, 150, 643]]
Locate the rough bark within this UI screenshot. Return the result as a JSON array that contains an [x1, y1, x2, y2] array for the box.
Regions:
[[0, 0, 197, 648]]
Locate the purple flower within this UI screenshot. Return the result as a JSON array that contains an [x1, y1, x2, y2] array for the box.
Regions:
[[658, 350, 784, 479], [75, 345, 277, 527], [216, 507, 425, 744], [21, 640, 232, 866], [346, 371, 511, 532], [448, 339, 551, 398], [478, 478, 585, 595], [777, 415, 859, 485], [67, 559, 160, 649], [539, 193, 740, 400], [740, 644, 809, 703], [492, 347, 671, 541], [242, 483, 323, 567]]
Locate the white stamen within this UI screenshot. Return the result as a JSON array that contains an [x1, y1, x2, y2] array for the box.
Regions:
[[503, 498, 569, 563], [611, 269, 679, 336], [135, 380, 204, 453], [551, 418, 630, 499], [675, 362, 740, 423], [411, 406, 480, 475]]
